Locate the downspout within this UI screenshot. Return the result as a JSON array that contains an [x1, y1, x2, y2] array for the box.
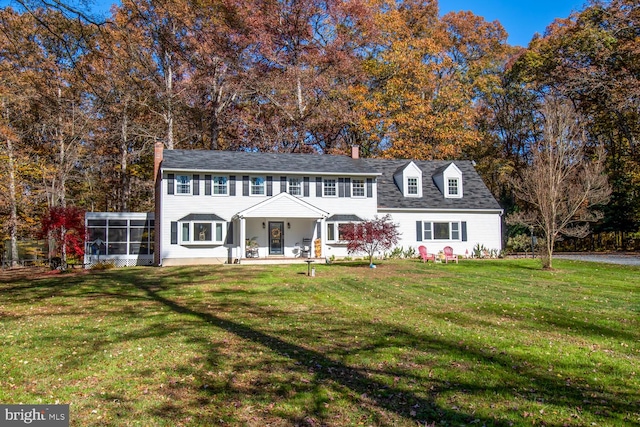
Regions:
[[154, 141, 163, 266]]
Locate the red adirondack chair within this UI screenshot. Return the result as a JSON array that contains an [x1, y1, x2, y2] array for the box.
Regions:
[[418, 245, 435, 263], [443, 246, 458, 264]]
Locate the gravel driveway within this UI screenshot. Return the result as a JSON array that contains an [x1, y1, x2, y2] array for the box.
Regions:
[[554, 253, 640, 266]]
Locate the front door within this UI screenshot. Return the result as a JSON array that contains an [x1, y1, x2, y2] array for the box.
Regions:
[[268, 222, 284, 255]]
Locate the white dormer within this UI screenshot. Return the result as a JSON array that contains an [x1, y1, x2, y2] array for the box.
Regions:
[[393, 161, 422, 198], [432, 163, 463, 198]]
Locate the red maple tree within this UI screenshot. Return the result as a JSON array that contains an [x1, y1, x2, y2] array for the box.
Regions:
[[341, 215, 400, 266], [40, 206, 86, 263]]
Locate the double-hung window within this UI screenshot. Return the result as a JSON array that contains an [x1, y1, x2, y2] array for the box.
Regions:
[[352, 179, 365, 197], [250, 177, 265, 195], [323, 179, 337, 197], [176, 175, 191, 194], [213, 176, 228, 195], [407, 177, 418, 195], [288, 177, 301, 196], [448, 178, 459, 196]]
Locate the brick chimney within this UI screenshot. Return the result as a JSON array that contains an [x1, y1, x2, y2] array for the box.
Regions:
[[154, 141, 163, 266], [351, 146, 359, 159]]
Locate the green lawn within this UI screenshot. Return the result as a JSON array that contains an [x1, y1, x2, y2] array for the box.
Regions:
[[0, 259, 638, 426]]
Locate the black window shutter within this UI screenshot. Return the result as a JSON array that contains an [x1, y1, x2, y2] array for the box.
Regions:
[[192, 174, 200, 195], [168, 174, 175, 195], [171, 222, 178, 244], [316, 177, 322, 197], [461, 221, 467, 242], [345, 178, 351, 197], [243, 175, 249, 196], [316, 222, 322, 238], [280, 176, 286, 193], [303, 177, 310, 197], [416, 221, 423, 241], [229, 176, 236, 196], [204, 175, 211, 195], [226, 222, 234, 245], [267, 176, 273, 196], [366, 178, 373, 198]]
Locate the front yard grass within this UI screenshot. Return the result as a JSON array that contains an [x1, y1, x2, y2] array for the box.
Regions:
[[0, 259, 638, 426]]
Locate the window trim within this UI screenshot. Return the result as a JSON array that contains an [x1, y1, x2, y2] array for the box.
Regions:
[[351, 178, 365, 198], [212, 176, 229, 196], [422, 221, 461, 241], [179, 220, 226, 245], [288, 177, 302, 196], [176, 175, 191, 195], [326, 221, 355, 243], [406, 176, 420, 197], [447, 178, 461, 198], [250, 176, 266, 196], [323, 178, 337, 197]]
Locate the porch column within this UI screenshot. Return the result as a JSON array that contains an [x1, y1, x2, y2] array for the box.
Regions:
[[318, 218, 326, 260], [239, 217, 246, 260]]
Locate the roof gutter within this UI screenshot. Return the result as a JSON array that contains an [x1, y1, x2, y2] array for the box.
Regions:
[[161, 167, 382, 177], [378, 207, 504, 215]]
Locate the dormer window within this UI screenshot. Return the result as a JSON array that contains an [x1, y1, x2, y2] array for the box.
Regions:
[[448, 178, 459, 196], [407, 178, 419, 195], [394, 161, 422, 198], [433, 163, 463, 199]]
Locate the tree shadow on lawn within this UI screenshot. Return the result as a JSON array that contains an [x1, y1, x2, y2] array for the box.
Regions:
[[117, 272, 636, 426], [3, 267, 636, 425]]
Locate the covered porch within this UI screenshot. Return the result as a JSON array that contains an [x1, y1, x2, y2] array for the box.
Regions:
[[233, 193, 329, 262]]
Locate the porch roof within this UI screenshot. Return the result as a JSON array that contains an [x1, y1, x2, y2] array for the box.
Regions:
[[234, 192, 329, 219], [326, 214, 363, 222], [178, 213, 226, 222]]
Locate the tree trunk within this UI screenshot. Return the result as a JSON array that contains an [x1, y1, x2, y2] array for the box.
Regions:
[[163, 46, 175, 150], [120, 111, 130, 211], [6, 136, 20, 267]]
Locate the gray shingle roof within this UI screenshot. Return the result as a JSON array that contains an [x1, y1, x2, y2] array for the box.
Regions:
[[163, 149, 376, 175], [162, 150, 501, 211], [326, 214, 364, 222], [369, 159, 502, 211], [178, 213, 225, 221]]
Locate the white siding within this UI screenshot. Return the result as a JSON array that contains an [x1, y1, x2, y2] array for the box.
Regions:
[[160, 171, 378, 263], [382, 210, 503, 257]]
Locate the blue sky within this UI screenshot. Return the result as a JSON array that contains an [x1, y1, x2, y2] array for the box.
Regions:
[[1, 0, 587, 47], [439, 0, 587, 46]]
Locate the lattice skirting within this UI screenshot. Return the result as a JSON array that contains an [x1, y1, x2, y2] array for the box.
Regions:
[[85, 258, 154, 269]]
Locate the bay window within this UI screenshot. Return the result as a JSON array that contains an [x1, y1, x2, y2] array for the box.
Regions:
[[180, 220, 225, 244]]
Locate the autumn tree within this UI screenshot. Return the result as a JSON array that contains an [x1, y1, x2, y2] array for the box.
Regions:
[[341, 215, 400, 265], [507, 97, 611, 269], [40, 205, 86, 265], [235, 0, 371, 153], [0, 8, 51, 263], [511, 0, 640, 245], [350, 0, 509, 160]]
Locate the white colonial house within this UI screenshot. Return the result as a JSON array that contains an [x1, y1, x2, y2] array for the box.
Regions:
[[85, 145, 503, 267]]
